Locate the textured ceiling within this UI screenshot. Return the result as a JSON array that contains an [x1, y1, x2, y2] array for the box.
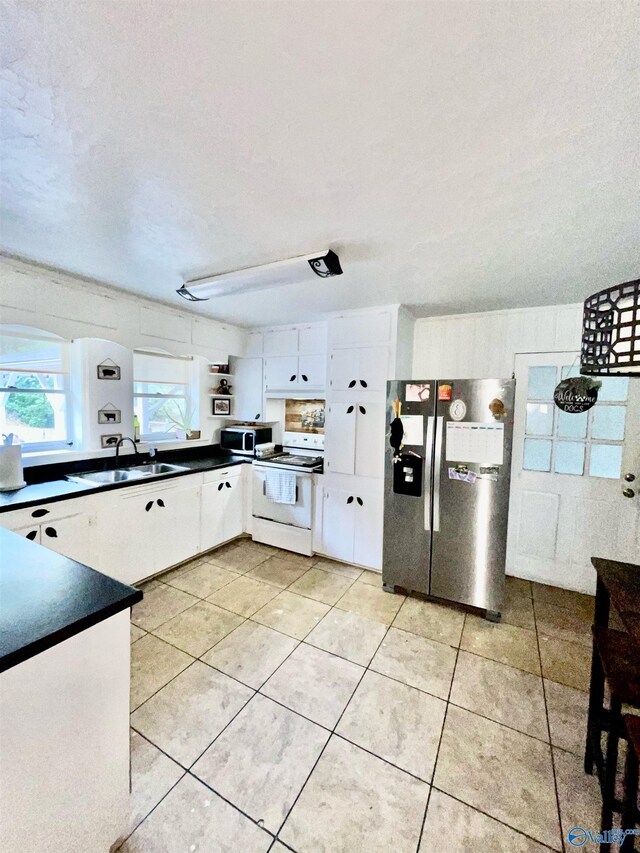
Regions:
[[1, 0, 638, 327]]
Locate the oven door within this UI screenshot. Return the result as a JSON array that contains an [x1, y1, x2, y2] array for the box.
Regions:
[[252, 465, 313, 528]]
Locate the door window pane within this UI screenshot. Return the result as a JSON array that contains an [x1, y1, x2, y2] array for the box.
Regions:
[[598, 376, 629, 402], [554, 442, 585, 475], [556, 409, 588, 438], [526, 402, 553, 435], [527, 366, 557, 399], [561, 364, 581, 380], [591, 406, 626, 441], [523, 438, 552, 472], [589, 444, 623, 479]]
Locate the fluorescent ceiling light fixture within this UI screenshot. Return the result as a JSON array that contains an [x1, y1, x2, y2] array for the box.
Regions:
[[177, 249, 343, 302]]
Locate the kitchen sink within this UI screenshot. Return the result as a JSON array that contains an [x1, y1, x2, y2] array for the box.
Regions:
[[67, 469, 146, 485], [126, 463, 189, 476], [66, 462, 188, 485]]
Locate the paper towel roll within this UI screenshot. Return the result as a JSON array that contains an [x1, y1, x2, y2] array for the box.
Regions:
[[0, 445, 26, 491]]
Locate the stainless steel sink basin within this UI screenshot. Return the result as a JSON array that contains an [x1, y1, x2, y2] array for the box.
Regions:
[[66, 462, 188, 485], [126, 463, 189, 476], [67, 469, 146, 485]]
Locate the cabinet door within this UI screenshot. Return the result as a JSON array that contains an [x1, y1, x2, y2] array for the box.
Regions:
[[321, 488, 355, 563], [329, 311, 392, 348], [12, 524, 41, 543], [233, 357, 264, 421], [353, 490, 384, 570], [354, 402, 386, 479], [97, 493, 159, 584], [264, 355, 299, 391], [329, 350, 359, 393], [263, 328, 299, 356], [324, 403, 357, 476], [200, 481, 227, 552], [357, 347, 390, 392], [298, 354, 326, 389], [40, 513, 93, 566], [298, 325, 327, 354], [154, 483, 201, 570], [223, 475, 244, 541]]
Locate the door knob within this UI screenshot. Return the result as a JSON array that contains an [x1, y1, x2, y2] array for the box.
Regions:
[[624, 473, 636, 482], [623, 488, 635, 498]]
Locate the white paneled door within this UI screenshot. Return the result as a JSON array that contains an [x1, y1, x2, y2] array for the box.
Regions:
[[507, 352, 640, 594]]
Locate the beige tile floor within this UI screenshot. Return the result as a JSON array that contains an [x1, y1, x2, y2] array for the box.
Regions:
[[121, 539, 603, 853]]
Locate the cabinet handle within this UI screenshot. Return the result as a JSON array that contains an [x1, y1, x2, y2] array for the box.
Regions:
[[359, 406, 366, 415], [290, 375, 297, 382], [347, 496, 354, 504], [301, 374, 308, 382], [225, 481, 231, 489], [26, 530, 38, 541], [218, 482, 224, 491], [348, 379, 356, 388], [255, 413, 261, 420], [31, 508, 50, 518], [360, 380, 368, 388], [347, 405, 354, 414], [157, 499, 165, 508], [356, 497, 363, 506], [44, 526, 58, 538], [145, 501, 154, 512]]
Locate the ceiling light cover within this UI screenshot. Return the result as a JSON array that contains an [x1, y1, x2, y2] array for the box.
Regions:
[[177, 249, 342, 302], [581, 277, 640, 376]]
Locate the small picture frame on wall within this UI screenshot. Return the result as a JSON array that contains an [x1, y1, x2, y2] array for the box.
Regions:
[[98, 404, 121, 424], [97, 359, 121, 380], [101, 433, 122, 448], [213, 398, 231, 416]]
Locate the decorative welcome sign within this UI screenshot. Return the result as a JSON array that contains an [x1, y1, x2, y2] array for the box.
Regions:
[[553, 376, 602, 414]]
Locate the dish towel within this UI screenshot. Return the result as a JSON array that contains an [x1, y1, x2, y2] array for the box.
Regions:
[[264, 469, 297, 504]]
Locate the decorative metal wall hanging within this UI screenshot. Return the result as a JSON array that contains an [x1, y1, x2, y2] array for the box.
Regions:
[[100, 433, 122, 448], [554, 376, 601, 413], [97, 403, 121, 424], [97, 359, 121, 380], [581, 278, 640, 376]]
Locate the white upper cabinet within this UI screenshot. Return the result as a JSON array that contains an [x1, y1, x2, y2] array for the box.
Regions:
[[245, 331, 263, 357], [264, 355, 299, 392], [329, 346, 390, 394], [297, 353, 326, 388], [232, 357, 264, 421], [298, 324, 327, 354], [329, 310, 392, 349], [263, 328, 299, 356]]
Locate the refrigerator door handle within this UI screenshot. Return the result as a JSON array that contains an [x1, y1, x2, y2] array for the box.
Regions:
[[433, 416, 444, 532], [424, 416, 435, 531]]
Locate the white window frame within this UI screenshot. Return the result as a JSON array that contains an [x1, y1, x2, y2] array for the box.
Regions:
[[133, 351, 197, 442], [0, 329, 73, 452]]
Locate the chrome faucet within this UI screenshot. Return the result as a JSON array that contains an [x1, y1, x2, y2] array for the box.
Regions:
[[114, 436, 142, 467]]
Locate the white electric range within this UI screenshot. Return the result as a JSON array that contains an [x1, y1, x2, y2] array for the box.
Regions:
[[251, 431, 324, 554]]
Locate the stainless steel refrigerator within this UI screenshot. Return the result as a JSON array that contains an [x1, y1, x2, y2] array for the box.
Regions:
[[383, 378, 515, 620]]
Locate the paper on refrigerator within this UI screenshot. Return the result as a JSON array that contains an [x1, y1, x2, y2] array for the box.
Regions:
[[445, 422, 504, 465]]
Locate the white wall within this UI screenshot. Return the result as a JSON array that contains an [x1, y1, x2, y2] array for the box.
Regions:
[[412, 303, 583, 379], [0, 256, 249, 458]]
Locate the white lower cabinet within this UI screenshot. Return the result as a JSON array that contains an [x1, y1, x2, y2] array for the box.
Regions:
[[0, 502, 94, 566], [321, 482, 383, 570], [200, 468, 243, 552], [96, 477, 202, 585]]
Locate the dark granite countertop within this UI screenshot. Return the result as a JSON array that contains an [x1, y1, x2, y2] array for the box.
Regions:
[[0, 452, 248, 514], [0, 527, 143, 673]]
